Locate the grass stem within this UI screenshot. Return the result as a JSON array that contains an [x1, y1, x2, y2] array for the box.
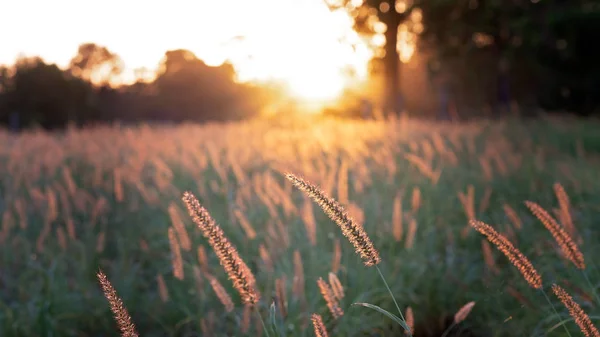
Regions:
[[582, 270, 600, 306], [440, 322, 457, 337], [541, 288, 572, 337], [256, 306, 272, 337], [376, 264, 411, 336]]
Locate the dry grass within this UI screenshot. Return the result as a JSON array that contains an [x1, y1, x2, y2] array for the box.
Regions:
[[1, 115, 600, 336]]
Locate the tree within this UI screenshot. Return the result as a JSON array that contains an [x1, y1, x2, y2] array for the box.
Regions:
[[0, 66, 9, 123], [68, 43, 124, 85], [2, 57, 95, 129], [326, 0, 422, 117], [417, 0, 600, 115], [153, 49, 250, 121], [417, 0, 538, 114], [0, 66, 8, 92], [534, 3, 600, 115]]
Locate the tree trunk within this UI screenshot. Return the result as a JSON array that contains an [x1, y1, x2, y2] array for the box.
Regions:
[[382, 13, 403, 117], [497, 68, 510, 115]]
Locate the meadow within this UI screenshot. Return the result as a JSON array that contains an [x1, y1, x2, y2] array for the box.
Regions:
[[1, 114, 599, 337]]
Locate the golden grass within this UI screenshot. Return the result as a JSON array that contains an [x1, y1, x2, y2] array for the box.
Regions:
[[525, 200, 585, 270], [454, 301, 476, 323], [286, 173, 381, 267], [317, 277, 344, 319], [3, 116, 600, 336], [311, 313, 329, 337], [552, 284, 600, 337], [97, 270, 139, 337], [469, 220, 543, 289], [182, 191, 260, 305]]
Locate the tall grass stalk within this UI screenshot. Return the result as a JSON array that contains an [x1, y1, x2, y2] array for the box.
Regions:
[[375, 265, 407, 324], [582, 271, 600, 306], [256, 306, 272, 337], [541, 288, 573, 337]]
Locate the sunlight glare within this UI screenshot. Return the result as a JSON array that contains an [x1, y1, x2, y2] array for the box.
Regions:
[[193, 0, 374, 103], [0, 0, 384, 104]]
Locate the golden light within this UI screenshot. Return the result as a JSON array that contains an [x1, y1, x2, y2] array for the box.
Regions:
[[0, 0, 423, 106], [379, 2, 391, 13], [373, 22, 388, 34], [395, 0, 407, 13], [194, 0, 375, 104], [372, 34, 387, 47], [411, 8, 423, 22], [413, 22, 424, 34], [0, 0, 375, 105], [398, 24, 416, 63]]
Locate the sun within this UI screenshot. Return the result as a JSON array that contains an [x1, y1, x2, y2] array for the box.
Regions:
[[286, 72, 345, 103], [192, 0, 374, 105]]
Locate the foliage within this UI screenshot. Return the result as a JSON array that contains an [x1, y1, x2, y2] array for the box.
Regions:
[[68, 43, 124, 85], [328, 0, 600, 115], [0, 44, 274, 130]]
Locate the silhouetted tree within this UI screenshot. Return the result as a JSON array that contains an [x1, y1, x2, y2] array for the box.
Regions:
[[0, 66, 9, 124], [1, 57, 95, 129], [326, 0, 423, 117], [534, 2, 600, 115], [153, 49, 249, 121], [418, 0, 600, 116], [417, 0, 544, 115], [69, 43, 124, 85]]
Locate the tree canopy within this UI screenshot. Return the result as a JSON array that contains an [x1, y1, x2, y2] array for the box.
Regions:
[[327, 0, 600, 115], [0, 43, 271, 130]]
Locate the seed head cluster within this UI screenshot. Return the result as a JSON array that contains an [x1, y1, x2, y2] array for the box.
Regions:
[[182, 191, 260, 305], [328, 272, 344, 300], [552, 284, 600, 337], [317, 277, 344, 319], [405, 307, 414, 335], [470, 220, 542, 289], [525, 201, 585, 269], [208, 275, 235, 313], [454, 301, 476, 323], [285, 173, 381, 266], [311, 313, 329, 337], [97, 270, 139, 337]]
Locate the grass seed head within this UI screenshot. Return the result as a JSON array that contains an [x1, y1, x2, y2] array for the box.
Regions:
[[405, 306, 414, 335], [311, 313, 329, 337], [182, 191, 260, 305], [209, 276, 234, 313], [317, 277, 344, 319], [552, 284, 600, 337], [454, 301, 476, 323], [525, 201, 585, 269], [285, 173, 381, 266], [97, 270, 139, 337], [470, 220, 542, 289]]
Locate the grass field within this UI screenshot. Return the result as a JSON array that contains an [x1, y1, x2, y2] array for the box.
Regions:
[[1, 115, 600, 337]]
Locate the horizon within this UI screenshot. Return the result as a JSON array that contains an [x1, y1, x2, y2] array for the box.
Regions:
[[0, 0, 383, 101]]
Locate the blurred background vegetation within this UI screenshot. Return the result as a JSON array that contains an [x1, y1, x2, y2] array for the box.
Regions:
[[1, 0, 599, 130]]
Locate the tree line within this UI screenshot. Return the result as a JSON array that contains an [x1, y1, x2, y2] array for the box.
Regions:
[[0, 45, 277, 130]]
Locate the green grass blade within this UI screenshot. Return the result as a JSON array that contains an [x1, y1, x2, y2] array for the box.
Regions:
[[351, 302, 411, 333], [546, 315, 600, 335]]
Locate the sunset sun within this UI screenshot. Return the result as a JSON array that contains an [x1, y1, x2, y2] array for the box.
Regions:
[[0, 0, 378, 104], [203, 0, 374, 103]]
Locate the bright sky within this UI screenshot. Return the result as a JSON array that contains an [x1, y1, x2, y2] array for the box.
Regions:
[[0, 0, 375, 101]]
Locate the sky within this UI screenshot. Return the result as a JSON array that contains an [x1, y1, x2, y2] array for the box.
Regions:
[[0, 0, 375, 100]]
